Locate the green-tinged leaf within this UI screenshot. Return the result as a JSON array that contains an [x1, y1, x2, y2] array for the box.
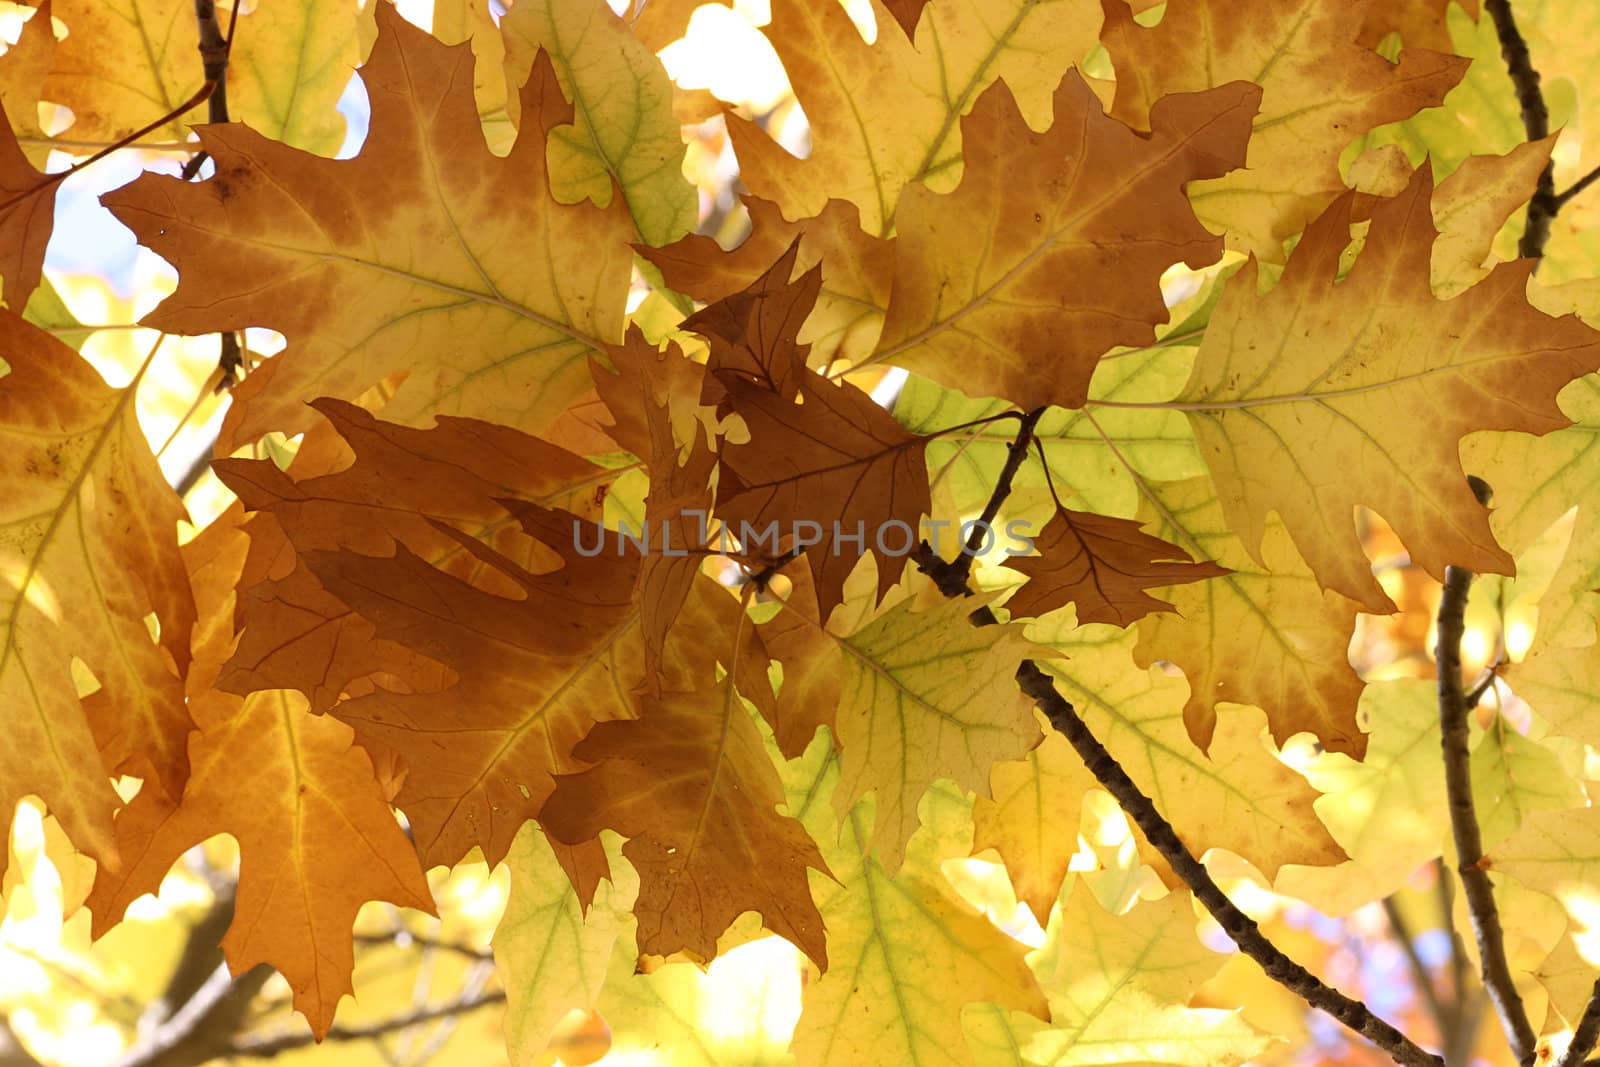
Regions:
[[1470, 716, 1584, 850], [1132, 475, 1365, 758], [783, 736, 1048, 1067], [495, 827, 637, 1066], [1028, 616, 1346, 881], [501, 0, 698, 245], [733, 0, 1101, 237]]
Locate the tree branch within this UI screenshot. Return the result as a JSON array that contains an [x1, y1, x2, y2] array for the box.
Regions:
[[910, 414, 1443, 1067], [1557, 982, 1600, 1067], [225, 989, 507, 1058], [1483, 0, 1559, 259], [1384, 895, 1452, 1049], [1437, 478, 1538, 1065]]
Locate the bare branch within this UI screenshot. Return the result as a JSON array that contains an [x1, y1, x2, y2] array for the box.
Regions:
[[1436, 481, 1538, 1063], [225, 989, 508, 1059]]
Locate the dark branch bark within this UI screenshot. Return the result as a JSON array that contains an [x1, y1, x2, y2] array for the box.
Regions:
[[1555, 980, 1600, 1066], [911, 415, 1443, 1067], [1436, 483, 1537, 1065], [1483, 0, 1560, 260]]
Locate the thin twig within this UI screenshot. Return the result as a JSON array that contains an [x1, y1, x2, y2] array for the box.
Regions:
[[1437, 478, 1537, 1064], [1483, 0, 1559, 259], [1384, 896, 1451, 1046], [1555, 163, 1600, 209], [908, 414, 1443, 1067], [225, 990, 507, 1058]]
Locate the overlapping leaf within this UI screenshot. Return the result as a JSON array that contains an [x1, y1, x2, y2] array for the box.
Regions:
[[106, 5, 635, 452], [1178, 168, 1600, 613], [873, 73, 1258, 411], [0, 312, 194, 874], [1100, 0, 1467, 259], [542, 680, 830, 966]]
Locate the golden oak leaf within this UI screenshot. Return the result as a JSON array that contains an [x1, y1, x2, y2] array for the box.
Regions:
[[641, 196, 893, 368], [1463, 374, 1600, 653], [541, 680, 829, 966], [1132, 476, 1366, 757], [785, 752, 1047, 1067], [0, 1, 54, 159], [816, 583, 1044, 870], [732, 0, 1100, 237], [43, 0, 360, 154], [972, 726, 1100, 921], [216, 398, 610, 709], [105, 5, 634, 453], [872, 74, 1258, 411], [1176, 167, 1600, 614], [717, 368, 931, 623], [85, 689, 436, 1038], [1100, 0, 1468, 259], [1031, 616, 1346, 879], [1003, 504, 1229, 626], [0, 312, 195, 873], [1358, 0, 1479, 52]]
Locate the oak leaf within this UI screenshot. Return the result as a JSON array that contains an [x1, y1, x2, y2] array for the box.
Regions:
[[1132, 476, 1366, 757], [732, 0, 1100, 236], [1032, 616, 1346, 880], [85, 689, 436, 1038], [106, 4, 635, 453], [542, 680, 830, 966], [785, 751, 1047, 1067], [42, 0, 361, 154], [821, 584, 1044, 870], [717, 367, 931, 623], [0, 312, 195, 874], [969, 888, 1272, 1067], [1002, 504, 1229, 626], [642, 196, 893, 368], [500, 0, 698, 245], [873, 74, 1259, 411], [1100, 0, 1468, 259], [1177, 167, 1600, 613]]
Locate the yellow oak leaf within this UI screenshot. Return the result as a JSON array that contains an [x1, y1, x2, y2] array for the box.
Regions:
[[819, 584, 1045, 871], [1100, 0, 1468, 259], [785, 745, 1047, 1067], [495, 825, 638, 1064], [733, 0, 1101, 237], [1175, 167, 1600, 614], [85, 688, 436, 1038], [0, 1, 54, 160], [105, 5, 635, 453], [1464, 374, 1600, 653], [1030, 616, 1346, 880], [541, 680, 830, 966], [0, 312, 195, 874], [44, 0, 360, 154], [1131, 475, 1366, 758], [872, 74, 1258, 411], [972, 725, 1100, 921], [501, 0, 698, 245], [968, 887, 1273, 1067]]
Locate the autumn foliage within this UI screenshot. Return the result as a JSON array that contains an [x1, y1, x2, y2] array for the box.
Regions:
[[13, 0, 1600, 1063]]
